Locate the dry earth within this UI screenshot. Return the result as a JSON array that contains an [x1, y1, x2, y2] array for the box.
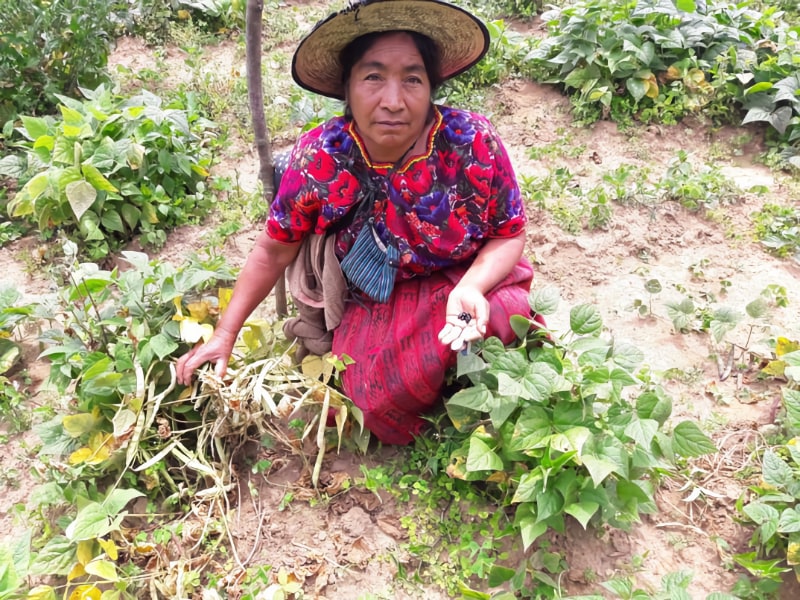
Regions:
[[3, 11, 800, 600]]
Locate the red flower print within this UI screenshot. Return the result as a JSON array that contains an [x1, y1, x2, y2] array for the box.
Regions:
[[465, 163, 492, 198], [306, 149, 337, 183], [403, 164, 434, 196], [472, 130, 493, 165], [436, 149, 459, 186], [329, 171, 360, 207]]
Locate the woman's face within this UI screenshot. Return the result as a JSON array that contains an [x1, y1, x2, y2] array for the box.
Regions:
[[345, 32, 432, 164]]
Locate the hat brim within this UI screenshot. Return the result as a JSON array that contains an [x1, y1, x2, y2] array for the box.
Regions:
[[292, 0, 490, 100]]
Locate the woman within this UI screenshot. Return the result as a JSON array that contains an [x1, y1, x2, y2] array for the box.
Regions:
[[177, 0, 540, 445]]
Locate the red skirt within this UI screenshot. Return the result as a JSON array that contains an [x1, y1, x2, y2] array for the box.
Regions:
[[331, 257, 541, 445]]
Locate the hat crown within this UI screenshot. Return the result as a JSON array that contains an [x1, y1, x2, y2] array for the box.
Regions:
[[292, 0, 490, 100]]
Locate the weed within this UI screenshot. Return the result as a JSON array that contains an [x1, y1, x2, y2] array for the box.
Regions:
[[657, 151, 742, 212], [752, 203, 800, 262]]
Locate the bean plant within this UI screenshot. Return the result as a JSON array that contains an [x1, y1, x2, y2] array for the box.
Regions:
[[524, 0, 800, 166], [0, 0, 116, 121], [444, 292, 716, 559], [1, 85, 218, 260]]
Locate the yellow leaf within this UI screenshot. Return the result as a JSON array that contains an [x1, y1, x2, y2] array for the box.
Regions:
[[283, 582, 303, 594], [85, 559, 119, 582], [26, 585, 57, 600], [687, 68, 706, 84], [77, 539, 95, 566], [86, 447, 110, 464], [62, 409, 104, 437], [446, 455, 468, 480], [241, 319, 271, 352], [69, 447, 95, 465], [67, 562, 86, 581], [486, 471, 509, 484], [665, 65, 681, 81], [301, 354, 325, 380], [277, 567, 302, 589], [787, 540, 800, 565], [172, 297, 184, 319], [645, 76, 659, 99], [777, 337, 800, 357], [218, 288, 233, 312], [187, 300, 210, 321], [762, 360, 786, 378], [98, 537, 119, 561], [69, 433, 112, 465], [177, 9, 190, 19], [68, 585, 101, 600], [141, 202, 158, 224], [179, 319, 214, 344], [88, 431, 111, 450]]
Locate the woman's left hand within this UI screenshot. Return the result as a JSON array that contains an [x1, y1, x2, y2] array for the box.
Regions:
[[438, 285, 489, 351]]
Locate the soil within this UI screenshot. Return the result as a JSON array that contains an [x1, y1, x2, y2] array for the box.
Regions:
[[2, 11, 800, 600]]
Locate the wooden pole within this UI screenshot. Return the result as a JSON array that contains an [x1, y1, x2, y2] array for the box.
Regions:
[[245, 0, 288, 317]]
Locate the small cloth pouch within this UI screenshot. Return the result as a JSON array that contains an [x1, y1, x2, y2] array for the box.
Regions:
[[340, 217, 399, 303]]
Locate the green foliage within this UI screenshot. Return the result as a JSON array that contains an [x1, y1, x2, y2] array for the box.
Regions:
[[519, 163, 659, 233], [519, 151, 743, 234], [525, 0, 736, 121], [0, 0, 115, 121], [440, 20, 533, 110], [0, 531, 31, 599], [367, 431, 568, 597], [2, 85, 217, 260], [0, 374, 31, 434], [564, 569, 741, 599], [524, 0, 800, 164], [8, 249, 236, 596], [656, 150, 743, 211], [38, 247, 234, 410], [444, 297, 715, 556], [12, 246, 362, 595], [23, 485, 145, 598], [109, 0, 245, 44], [752, 203, 800, 261], [178, 0, 245, 32], [0, 285, 36, 432], [0, 286, 34, 351], [109, 0, 174, 43], [735, 385, 800, 585], [737, 25, 800, 169], [358, 297, 714, 597]]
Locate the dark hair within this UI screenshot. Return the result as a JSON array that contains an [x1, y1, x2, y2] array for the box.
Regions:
[[339, 30, 443, 101]]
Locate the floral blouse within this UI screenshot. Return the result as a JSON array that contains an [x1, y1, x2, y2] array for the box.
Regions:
[[267, 105, 526, 279]]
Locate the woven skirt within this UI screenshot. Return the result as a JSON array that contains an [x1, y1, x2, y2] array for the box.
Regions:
[[331, 257, 541, 445]]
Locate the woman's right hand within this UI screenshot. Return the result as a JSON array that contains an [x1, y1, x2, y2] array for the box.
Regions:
[[174, 232, 303, 387], [176, 329, 238, 385]]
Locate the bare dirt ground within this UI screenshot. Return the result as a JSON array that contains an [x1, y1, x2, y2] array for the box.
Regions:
[[3, 18, 800, 600]]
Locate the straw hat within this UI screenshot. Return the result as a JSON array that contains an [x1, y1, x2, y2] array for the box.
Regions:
[[291, 0, 490, 99]]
